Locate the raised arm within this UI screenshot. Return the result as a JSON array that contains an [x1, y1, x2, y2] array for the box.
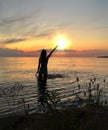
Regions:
[[47, 46, 58, 58]]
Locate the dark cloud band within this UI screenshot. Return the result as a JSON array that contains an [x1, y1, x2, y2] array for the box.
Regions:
[[0, 38, 26, 44]]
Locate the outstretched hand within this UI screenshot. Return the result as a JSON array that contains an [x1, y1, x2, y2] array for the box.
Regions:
[[35, 72, 39, 78]]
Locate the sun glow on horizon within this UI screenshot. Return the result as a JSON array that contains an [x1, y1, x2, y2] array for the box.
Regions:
[[53, 35, 71, 50], [5, 34, 72, 52]]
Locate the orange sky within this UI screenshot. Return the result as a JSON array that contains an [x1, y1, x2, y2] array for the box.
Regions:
[[5, 31, 108, 53], [0, 0, 108, 57]]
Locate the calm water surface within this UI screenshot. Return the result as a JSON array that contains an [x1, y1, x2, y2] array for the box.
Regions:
[[0, 57, 108, 117]]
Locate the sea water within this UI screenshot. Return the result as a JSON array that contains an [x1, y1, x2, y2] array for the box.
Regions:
[[0, 57, 108, 117]]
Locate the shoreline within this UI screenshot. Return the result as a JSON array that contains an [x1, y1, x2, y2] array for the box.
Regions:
[[97, 56, 108, 58]]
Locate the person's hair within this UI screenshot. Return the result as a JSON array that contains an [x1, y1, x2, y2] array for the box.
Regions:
[[40, 49, 46, 59]]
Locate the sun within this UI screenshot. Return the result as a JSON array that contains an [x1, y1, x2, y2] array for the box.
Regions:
[[57, 38, 67, 49], [52, 34, 71, 50]]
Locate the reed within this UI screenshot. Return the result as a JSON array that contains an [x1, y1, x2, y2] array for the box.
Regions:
[[0, 82, 29, 115]]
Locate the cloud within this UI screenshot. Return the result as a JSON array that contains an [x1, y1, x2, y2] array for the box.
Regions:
[[0, 47, 23, 57], [0, 47, 40, 57], [0, 38, 27, 44], [0, 13, 41, 38], [35, 31, 52, 38], [0, 13, 37, 26], [70, 49, 108, 57], [0, 12, 73, 40], [57, 49, 77, 52], [36, 49, 108, 57], [0, 47, 108, 57]]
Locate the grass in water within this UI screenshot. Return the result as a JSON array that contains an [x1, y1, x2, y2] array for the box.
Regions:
[[0, 77, 108, 130]]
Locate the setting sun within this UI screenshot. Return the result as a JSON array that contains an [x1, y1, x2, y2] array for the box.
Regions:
[[57, 38, 67, 49], [52, 35, 71, 50]]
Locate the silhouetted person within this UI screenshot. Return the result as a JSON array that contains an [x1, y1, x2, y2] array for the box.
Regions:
[[36, 46, 57, 106], [36, 46, 58, 84]]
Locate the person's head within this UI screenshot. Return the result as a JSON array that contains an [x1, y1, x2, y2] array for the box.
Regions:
[[40, 49, 47, 58]]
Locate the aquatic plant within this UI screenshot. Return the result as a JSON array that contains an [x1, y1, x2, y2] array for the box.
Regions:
[[85, 77, 107, 107], [47, 90, 61, 108], [0, 82, 29, 115], [38, 89, 61, 113]]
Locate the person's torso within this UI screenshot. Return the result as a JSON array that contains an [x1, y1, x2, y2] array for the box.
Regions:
[[39, 57, 49, 74]]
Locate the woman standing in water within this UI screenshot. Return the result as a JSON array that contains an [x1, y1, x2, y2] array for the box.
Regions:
[[36, 46, 58, 83]]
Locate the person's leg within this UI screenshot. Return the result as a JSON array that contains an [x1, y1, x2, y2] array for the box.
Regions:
[[37, 74, 45, 105], [38, 73, 42, 81]]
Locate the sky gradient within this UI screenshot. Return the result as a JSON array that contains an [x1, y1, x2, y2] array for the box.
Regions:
[[0, 0, 108, 57]]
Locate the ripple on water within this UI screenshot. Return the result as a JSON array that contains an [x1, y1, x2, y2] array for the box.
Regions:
[[0, 71, 108, 117]]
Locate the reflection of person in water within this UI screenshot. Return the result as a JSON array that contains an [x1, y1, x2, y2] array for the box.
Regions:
[[36, 46, 58, 84]]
